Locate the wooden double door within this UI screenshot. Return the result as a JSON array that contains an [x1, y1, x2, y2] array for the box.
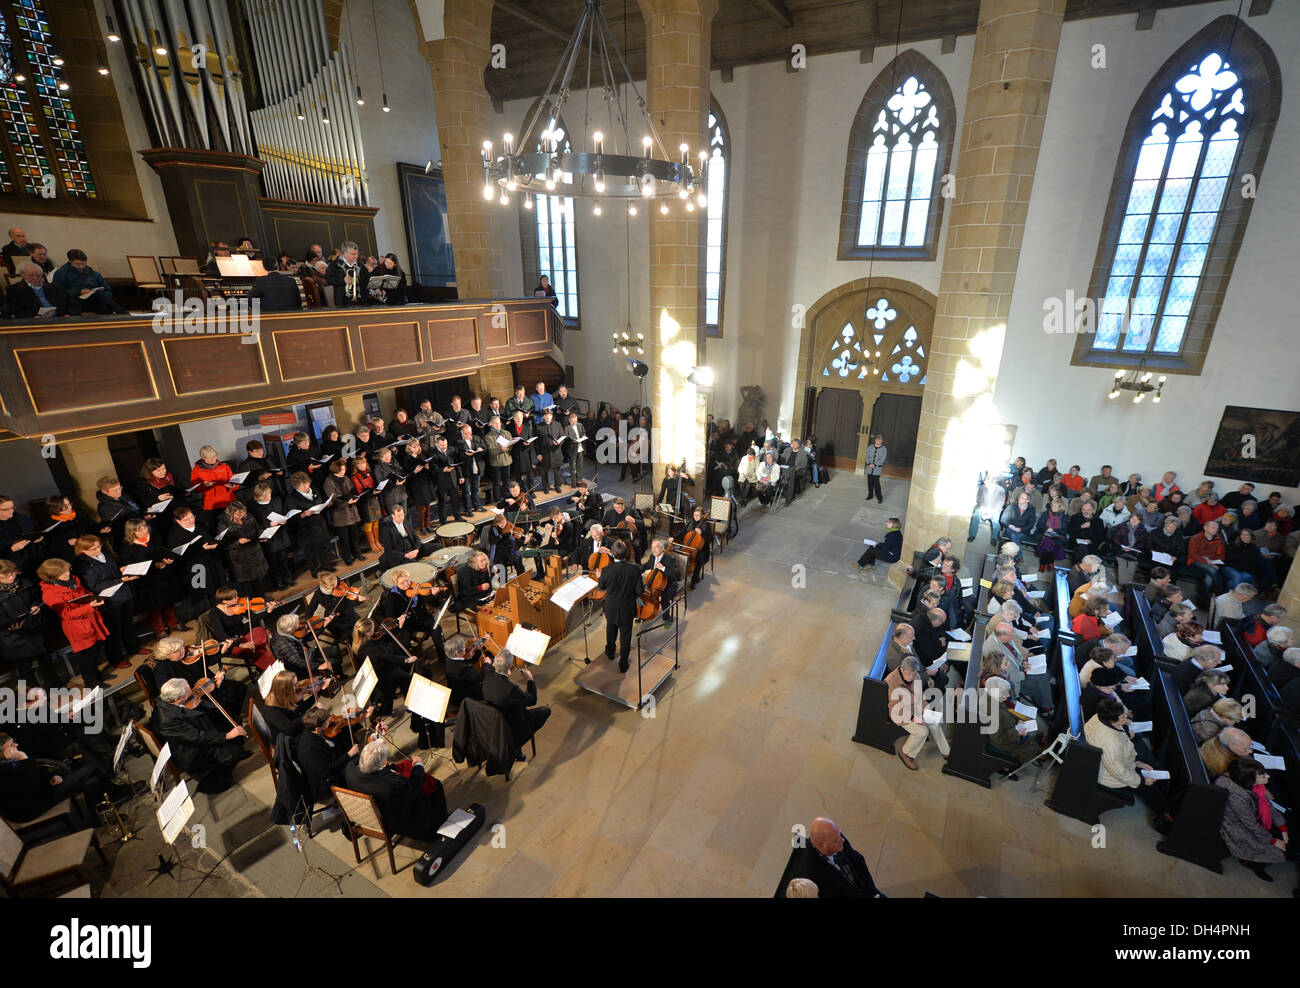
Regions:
[[812, 388, 921, 474]]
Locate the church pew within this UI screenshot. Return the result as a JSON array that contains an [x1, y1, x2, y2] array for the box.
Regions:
[[1124, 585, 1167, 680], [1045, 635, 1134, 823], [942, 615, 1018, 787], [1151, 665, 1228, 872], [1222, 624, 1279, 741], [1053, 566, 1074, 645], [973, 552, 997, 617], [850, 621, 907, 754]]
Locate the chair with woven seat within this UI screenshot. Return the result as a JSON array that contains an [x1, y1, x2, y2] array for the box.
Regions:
[[133, 717, 184, 786], [2, 798, 76, 842], [0, 817, 107, 897], [331, 786, 399, 875]]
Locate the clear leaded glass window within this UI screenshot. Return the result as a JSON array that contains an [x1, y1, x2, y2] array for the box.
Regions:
[[858, 76, 939, 249], [536, 193, 578, 320], [1095, 53, 1242, 355], [0, 0, 93, 198]]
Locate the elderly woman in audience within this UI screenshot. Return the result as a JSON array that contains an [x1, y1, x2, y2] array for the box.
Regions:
[[1179, 504, 1205, 539], [1078, 644, 1141, 693], [1119, 473, 1143, 498], [1193, 491, 1226, 526], [1033, 496, 1069, 571], [1184, 669, 1231, 717], [1162, 620, 1205, 662], [996, 600, 1044, 651], [1200, 726, 1253, 780], [1084, 697, 1172, 829], [885, 655, 949, 771], [1099, 487, 1129, 527], [1071, 595, 1110, 645], [1216, 757, 1291, 881], [981, 676, 1044, 764], [1238, 499, 1264, 534], [1069, 575, 1110, 619], [1110, 512, 1146, 586], [1191, 697, 1245, 745], [982, 620, 1054, 716], [1256, 625, 1294, 671], [1156, 600, 1194, 640]]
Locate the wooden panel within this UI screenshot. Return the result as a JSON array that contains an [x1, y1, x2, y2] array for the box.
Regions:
[[272, 326, 354, 381], [427, 317, 479, 361], [480, 309, 509, 349], [269, 215, 333, 258], [162, 336, 268, 395], [16, 342, 155, 414], [360, 321, 423, 370], [510, 308, 548, 346]]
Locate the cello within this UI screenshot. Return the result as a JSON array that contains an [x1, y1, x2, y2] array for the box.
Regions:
[[586, 544, 612, 600], [637, 560, 668, 622]]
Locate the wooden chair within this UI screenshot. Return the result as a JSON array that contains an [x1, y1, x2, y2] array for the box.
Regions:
[[0, 817, 106, 897], [247, 699, 277, 786], [331, 786, 399, 875], [159, 256, 178, 275], [133, 717, 183, 785], [126, 255, 165, 292], [3, 799, 76, 842]]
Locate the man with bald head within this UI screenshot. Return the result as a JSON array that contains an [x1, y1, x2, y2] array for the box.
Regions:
[[1200, 726, 1253, 780], [2, 226, 28, 271], [774, 816, 883, 898], [4, 261, 78, 318]]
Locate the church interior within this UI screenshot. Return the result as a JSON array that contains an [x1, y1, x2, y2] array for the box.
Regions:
[[0, 0, 1297, 910]]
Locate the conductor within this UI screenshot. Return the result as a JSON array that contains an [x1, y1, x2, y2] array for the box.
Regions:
[[596, 539, 642, 674]]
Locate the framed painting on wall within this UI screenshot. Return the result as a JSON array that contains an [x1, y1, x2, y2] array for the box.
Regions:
[[396, 162, 457, 288], [1204, 405, 1300, 488]]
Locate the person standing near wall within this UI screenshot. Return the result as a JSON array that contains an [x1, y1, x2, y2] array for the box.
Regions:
[[864, 435, 887, 503]]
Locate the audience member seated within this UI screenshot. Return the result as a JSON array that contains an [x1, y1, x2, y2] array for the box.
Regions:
[[1183, 670, 1231, 717], [341, 738, 448, 841], [1084, 698, 1171, 829], [885, 623, 918, 673], [1172, 643, 1224, 693], [981, 676, 1043, 765], [885, 656, 949, 770], [26, 243, 53, 278], [1267, 645, 1300, 693], [50, 249, 128, 315], [5, 261, 78, 318], [1191, 697, 1245, 745], [1162, 621, 1205, 662], [1071, 595, 1110, 645], [1199, 726, 1253, 780], [1240, 604, 1287, 648], [982, 620, 1053, 717], [1215, 756, 1291, 882], [1000, 490, 1036, 547], [0, 731, 124, 822], [1256, 625, 1293, 671], [1186, 520, 1227, 606], [1, 225, 29, 270]]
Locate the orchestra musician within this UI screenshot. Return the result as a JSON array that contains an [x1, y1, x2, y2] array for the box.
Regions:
[[199, 586, 279, 676], [270, 613, 341, 680], [528, 505, 576, 579], [377, 503, 434, 570], [486, 414, 513, 504], [456, 423, 487, 515], [443, 634, 485, 706], [325, 240, 369, 306], [342, 738, 448, 842], [681, 504, 714, 590], [597, 540, 642, 673], [642, 539, 681, 627], [579, 523, 612, 565], [296, 707, 361, 807], [602, 496, 646, 557], [535, 407, 565, 493], [482, 647, 551, 758], [150, 636, 247, 723], [379, 569, 449, 661], [658, 464, 696, 518], [497, 478, 533, 513], [305, 573, 365, 645], [486, 513, 525, 580], [156, 677, 249, 794], [569, 478, 603, 526], [456, 551, 495, 611], [352, 619, 421, 718], [261, 669, 312, 743]]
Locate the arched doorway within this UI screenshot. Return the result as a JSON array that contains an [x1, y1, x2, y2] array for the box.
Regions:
[[792, 278, 935, 475]]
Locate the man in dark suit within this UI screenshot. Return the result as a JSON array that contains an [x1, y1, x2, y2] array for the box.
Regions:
[[598, 540, 642, 673], [641, 537, 681, 627], [325, 240, 369, 306], [774, 817, 884, 898], [342, 738, 447, 841], [4, 261, 79, 318], [250, 259, 303, 312], [481, 649, 551, 755], [155, 676, 249, 793], [0, 732, 121, 822]]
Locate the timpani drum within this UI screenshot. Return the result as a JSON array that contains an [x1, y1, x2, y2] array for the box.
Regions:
[[436, 520, 476, 547], [380, 561, 438, 589], [428, 546, 471, 570]]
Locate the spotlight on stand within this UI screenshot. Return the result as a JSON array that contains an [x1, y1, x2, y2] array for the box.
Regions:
[[626, 358, 649, 379]]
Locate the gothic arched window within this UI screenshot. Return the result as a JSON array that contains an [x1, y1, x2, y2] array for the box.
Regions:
[[838, 50, 954, 261], [1074, 17, 1280, 374], [518, 103, 580, 323], [703, 100, 729, 337]]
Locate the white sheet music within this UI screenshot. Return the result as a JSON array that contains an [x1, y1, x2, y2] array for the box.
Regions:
[[1140, 769, 1171, 781], [1013, 701, 1037, 721], [351, 658, 378, 708], [1103, 610, 1123, 629], [228, 471, 250, 486], [946, 627, 971, 642], [146, 499, 173, 515], [267, 512, 290, 525], [1121, 645, 1139, 658], [1201, 630, 1222, 644], [921, 708, 943, 725], [113, 721, 135, 773], [1027, 656, 1048, 675], [259, 526, 279, 541], [861, 538, 877, 547], [98, 582, 123, 599], [121, 560, 152, 577], [1128, 677, 1151, 690], [437, 807, 477, 839], [505, 626, 551, 665], [1129, 720, 1153, 735], [259, 659, 285, 699], [552, 575, 598, 612], [150, 742, 173, 789], [1255, 753, 1285, 771], [1150, 551, 1174, 566], [406, 673, 452, 724], [1027, 590, 1046, 599]]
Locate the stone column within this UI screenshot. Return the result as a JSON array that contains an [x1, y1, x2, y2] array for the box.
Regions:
[[897, 0, 1066, 583], [638, 0, 717, 487], [412, 0, 505, 299], [60, 437, 117, 506], [1277, 560, 1300, 616]]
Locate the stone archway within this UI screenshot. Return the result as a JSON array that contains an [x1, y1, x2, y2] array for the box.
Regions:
[[791, 277, 937, 474]]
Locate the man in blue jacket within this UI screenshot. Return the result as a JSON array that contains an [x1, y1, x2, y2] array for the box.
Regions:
[[51, 249, 128, 314]]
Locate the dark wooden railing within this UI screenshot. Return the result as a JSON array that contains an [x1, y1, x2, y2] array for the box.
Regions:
[[0, 298, 563, 443]]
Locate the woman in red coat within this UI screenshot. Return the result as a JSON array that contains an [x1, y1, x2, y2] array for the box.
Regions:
[[37, 558, 114, 687], [190, 444, 235, 519], [1071, 596, 1109, 645]]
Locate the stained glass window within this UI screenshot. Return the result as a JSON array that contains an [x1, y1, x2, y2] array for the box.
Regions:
[[0, 0, 94, 198], [1093, 53, 1242, 355], [704, 103, 728, 337]]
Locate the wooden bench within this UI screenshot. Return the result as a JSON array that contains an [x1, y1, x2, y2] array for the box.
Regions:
[[942, 614, 1019, 787], [1124, 585, 1166, 680], [850, 621, 908, 754]]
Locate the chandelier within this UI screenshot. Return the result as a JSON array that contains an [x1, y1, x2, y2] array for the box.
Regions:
[[480, 0, 708, 215], [1107, 360, 1167, 404]]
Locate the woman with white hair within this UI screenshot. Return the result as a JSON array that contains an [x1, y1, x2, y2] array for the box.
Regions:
[[341, 738, 447, 840], [982, 676, 1041, 764]]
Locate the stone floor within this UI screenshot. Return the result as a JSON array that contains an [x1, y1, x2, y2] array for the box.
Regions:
[[94, 470, 1292, 898]]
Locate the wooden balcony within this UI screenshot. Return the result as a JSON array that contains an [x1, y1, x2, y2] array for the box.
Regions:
[[0, 299, 564, 443]]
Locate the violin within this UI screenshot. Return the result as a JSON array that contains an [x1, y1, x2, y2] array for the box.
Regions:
[[182, 638, 222, 664], [292, 615, 326, 638], [229, 596, 272, 614], [370, 616, 403, 640], [404, 580, 443, 598], [178, 676, 220, 710], [323, 708, 368, 738], [497, 516, 528, 538], [295, 675, 331, 701], [330, 581, 367, 602]]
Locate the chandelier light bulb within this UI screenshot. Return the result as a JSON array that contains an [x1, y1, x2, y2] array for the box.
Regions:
[[1133, 393, 1144, 404], [506, 178, 517, 191], [1114, 370, 1124, 379], [678, 186, 689, 200], [593, 201, 602, 216], [660, 202, 669, 215], [640, 173, 655, 197], [696, 192, 707, 208], [545, 178, 556, 191], [382, 93, 390, 112], [483, 183, 495, 200], [524, 194, 533, 210], [593, 131, 603, 154], [1108, 390, 1120, 399], [1152, 394, 1161, 403], [628, 203, 637, 216], [685, 200, 695, 212]]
